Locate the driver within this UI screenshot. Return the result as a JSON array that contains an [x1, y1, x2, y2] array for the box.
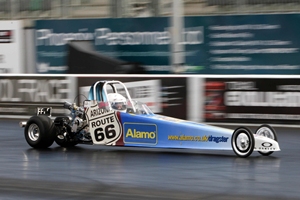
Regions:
[[107, 93, 127, 112]]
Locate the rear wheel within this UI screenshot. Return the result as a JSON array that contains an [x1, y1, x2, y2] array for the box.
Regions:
[[24, 115, 55, 148], [255, 125, 277, 156], [231, 127, 254, 158]]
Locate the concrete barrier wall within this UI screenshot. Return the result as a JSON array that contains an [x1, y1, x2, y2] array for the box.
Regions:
[[1, 74, 300, 126]]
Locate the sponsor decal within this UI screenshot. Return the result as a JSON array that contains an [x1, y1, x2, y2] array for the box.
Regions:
[[257, 147, 276, 151], [255, 142, 276, 151], [168, 134, 229, 143], [124, 123, 157, 145], [85, 101, 122, 145], [262, 142, 272, 147]]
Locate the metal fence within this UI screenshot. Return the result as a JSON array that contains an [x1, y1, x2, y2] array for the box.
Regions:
[[1, 0, 300, 20]]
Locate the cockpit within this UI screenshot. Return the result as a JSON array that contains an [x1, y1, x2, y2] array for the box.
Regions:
[[87, 80, 154, 115]]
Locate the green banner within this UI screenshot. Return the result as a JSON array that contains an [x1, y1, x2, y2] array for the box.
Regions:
[[36, 14, 300, 74]]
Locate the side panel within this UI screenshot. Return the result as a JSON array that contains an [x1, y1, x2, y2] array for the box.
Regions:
[[119, 112, 233, 150]]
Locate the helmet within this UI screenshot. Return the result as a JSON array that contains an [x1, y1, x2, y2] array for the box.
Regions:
[[107, 93, 127, 112]]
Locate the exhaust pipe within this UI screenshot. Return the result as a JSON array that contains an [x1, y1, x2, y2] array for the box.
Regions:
[[19, 121, 27, 128]]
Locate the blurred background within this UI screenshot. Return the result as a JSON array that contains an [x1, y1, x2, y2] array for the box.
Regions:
[[2, 0, 300, 74], [2, 0, 299, 19], [1, 0, 300, 125]]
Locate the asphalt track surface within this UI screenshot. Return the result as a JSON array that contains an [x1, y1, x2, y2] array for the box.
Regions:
[[1, 119, 299, 200]]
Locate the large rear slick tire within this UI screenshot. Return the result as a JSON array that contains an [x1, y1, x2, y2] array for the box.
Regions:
[[24, 115, 55, 149], [231, 127, 255, 158]]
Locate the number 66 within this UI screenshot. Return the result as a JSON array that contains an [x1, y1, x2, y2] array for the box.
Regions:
[[94, 124, 116, 142]]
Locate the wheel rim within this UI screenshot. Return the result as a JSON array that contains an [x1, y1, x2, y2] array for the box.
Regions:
[[28, 123, 40, 141], [256, 127, 274, 140], [235, 133, 250, 152], [256, 126, 275, 153]]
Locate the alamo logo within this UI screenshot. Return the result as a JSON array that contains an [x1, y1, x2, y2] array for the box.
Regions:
[[126, 129, 156, 139], [124, 123, 157, 145]]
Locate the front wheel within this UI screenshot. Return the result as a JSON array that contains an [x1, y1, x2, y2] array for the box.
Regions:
[[24, 115, 56, 148], [231, 127, 254, 158], [255, 125, 277, 156]]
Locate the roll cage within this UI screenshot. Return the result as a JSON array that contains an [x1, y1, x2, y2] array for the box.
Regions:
[[88, 80, 137, 113]]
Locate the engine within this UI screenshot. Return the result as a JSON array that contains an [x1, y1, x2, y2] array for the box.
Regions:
[[54, 101, 91, 143]]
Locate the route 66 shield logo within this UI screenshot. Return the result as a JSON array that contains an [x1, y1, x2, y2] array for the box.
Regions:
[[85, 101, 122, 145]]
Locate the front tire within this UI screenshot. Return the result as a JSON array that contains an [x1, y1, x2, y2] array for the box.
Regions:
[[255, 125, 277, 156], [24, 115, 55, 148], [231, 127, 255, 158]]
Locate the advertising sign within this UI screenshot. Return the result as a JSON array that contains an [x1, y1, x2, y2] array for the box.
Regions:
[[35, 17, 202, 74], [204, 78, 300, 124], [0, 75, 186, 119], [36, 14, 300, 74], [193, 14, 300, 74], [0, 76, 75, 118], [0, 21, 24, 73]]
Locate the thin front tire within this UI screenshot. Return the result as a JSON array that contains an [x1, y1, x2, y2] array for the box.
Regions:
[[231, 127, 254, 158], [255, 125, 277, 156]]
